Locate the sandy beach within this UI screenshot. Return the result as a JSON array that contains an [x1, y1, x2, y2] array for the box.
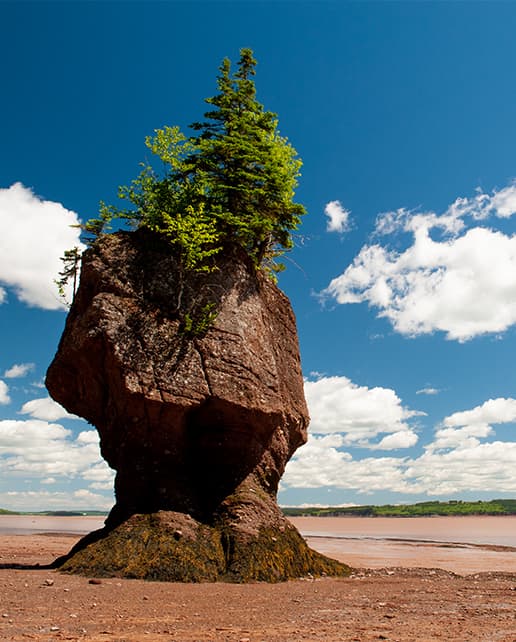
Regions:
[[1, 516, 515, 641]]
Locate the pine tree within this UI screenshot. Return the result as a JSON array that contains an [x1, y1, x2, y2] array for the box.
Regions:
[[85, 48, 306, 274], [187, 48, 305, 266]]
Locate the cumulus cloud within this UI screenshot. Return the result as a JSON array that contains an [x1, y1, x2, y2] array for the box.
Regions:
[[4, 363, 35, 378], [428, 397, 516, 453], [284, 394, 516, 496], [324, 182, 516, 341], [324, 200, 350, 234], [0, 182, 85, 309], [283, 435, 417, 494], [0, 380, 10, 405], [304, 376, 422, 449], [443, 397, 516, 428], [20, 396, 78, 422], [416, 387, 440, 396], [0, 419, 113, 483]]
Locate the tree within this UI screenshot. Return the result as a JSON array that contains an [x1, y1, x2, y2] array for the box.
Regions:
[[88, 48, 306, 275], [55, 246, 81, 306], [186, 48, 305, 267]]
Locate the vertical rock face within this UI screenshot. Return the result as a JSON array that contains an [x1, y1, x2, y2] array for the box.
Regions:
[[46, 230, 350, 581]]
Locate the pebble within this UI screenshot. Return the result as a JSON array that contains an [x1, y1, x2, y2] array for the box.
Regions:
[[43, 579, 54, 586], [89, 578, 102, 585]]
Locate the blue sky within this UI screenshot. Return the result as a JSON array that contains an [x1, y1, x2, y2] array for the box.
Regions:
[[1, 1, 516, 511]]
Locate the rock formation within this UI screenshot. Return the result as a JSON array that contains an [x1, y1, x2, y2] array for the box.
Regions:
[[46, 230, 350, 581]]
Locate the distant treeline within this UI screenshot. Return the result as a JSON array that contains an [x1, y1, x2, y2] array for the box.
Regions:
[[282, 499, 516, 517], [2, 501, 516, 518]]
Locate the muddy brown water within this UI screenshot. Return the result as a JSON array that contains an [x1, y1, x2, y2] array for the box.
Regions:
[[1, 514, 515, 574]]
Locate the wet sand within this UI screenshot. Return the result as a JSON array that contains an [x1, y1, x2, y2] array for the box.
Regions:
[[1, 531, 515, 642]]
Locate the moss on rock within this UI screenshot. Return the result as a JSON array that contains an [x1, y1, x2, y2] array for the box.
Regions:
[[222, 524, 351, 582], [56, 511, 351, 582], [58, 512, 225, 582]]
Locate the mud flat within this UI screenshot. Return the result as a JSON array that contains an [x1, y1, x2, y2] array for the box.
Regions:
[[1, 528, 515, 641]]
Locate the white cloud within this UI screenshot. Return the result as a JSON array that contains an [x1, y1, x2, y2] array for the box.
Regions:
[[304, 376, 422, 449], [284, 394, 516, 496], [0, 182, 85, 310], [416, 387, 440, 396], [0, 420, 113, 483], [428, 397, 516, 453], [19, 396, 78, 421], [1, 489, 113, 512], [324, 200, 350, 234], [283, 435, 417, 494], [375, 430, 419, 450], [405, 441, 516, 496], [324, 182, 516, 341], [0, 380, 10, 405], [4, 363, 35, 379], [443, 397, 516, 428]]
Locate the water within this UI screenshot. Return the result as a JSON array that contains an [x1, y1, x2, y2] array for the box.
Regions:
[[1, 513, 514, 573], [1, 514, 514, 546], [0, 514, 106, 535], [289, 515, 516, 547]]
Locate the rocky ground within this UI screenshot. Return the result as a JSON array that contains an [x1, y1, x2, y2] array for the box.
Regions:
[[1, 534, 515, 641]]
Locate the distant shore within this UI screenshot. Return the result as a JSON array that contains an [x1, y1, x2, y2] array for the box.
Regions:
[[3, 498, 516, 518]]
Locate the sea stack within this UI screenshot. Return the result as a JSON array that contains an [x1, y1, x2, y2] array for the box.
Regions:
[[46, 230, 350, 581]]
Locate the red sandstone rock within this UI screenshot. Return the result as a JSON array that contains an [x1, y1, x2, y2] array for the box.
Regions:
[[46, 230, 349, 581]]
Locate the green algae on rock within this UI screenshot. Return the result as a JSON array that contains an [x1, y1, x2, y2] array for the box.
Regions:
[[56, 511, 350, 582]]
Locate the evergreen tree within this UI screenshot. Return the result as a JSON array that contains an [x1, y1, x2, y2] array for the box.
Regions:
[[85, 48, 306, 275], [187, 48, 305, 266]]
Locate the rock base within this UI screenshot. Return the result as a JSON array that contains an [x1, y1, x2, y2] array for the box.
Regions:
[[53, 511, 351, 583]]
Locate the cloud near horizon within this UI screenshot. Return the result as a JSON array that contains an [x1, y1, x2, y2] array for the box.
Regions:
[[0, 419, 114, 488], [283, 391, 516, 496], [0, 183, 85, 310], [323, 182, 516, 341]]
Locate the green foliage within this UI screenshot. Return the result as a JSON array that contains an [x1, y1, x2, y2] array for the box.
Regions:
[[86, 48, 305, 275], [55, 246, 81, 307], [67, 49, 306, 334], [182, 302, 218, 338], [282, 499, 516, 518]]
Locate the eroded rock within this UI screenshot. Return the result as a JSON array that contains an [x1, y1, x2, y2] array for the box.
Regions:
[[47, 230, 350, 581]]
